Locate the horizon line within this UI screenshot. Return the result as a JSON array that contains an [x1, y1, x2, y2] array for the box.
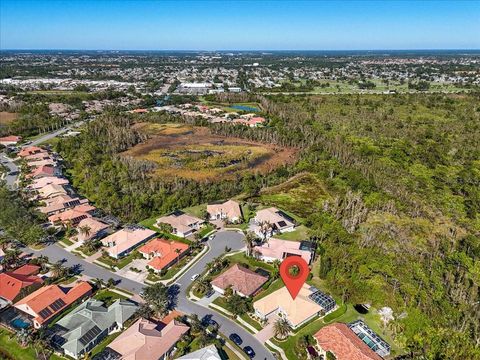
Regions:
[[1, 48, 480, 52]]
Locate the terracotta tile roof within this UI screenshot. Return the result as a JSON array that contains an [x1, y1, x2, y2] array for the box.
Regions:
[[28, 164, 58, 178], [108, 317, 189, 360], [211, 264, 268, 296], [0, 265, 43, 302], [18, 146, 44, 157], [0, 135, 22, 143], [139, 238, 189, 271], [14, 281, 92, 326], [76, 217, 109, 241], [28, 176, 69, 190], [314, 323, 383, 360], [48, 206, 93, 225]]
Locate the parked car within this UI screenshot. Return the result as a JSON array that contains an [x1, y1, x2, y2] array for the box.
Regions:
[[243, 346, 255, 358], [208, 234, 216, 241], [191, 274, 200, 281], [229, 333, 243, 346], [205, 289, 215, 298]]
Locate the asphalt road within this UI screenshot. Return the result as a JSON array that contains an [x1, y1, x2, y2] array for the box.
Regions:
[[27, 230, 275, 359], [174, 230, 276, 360], [0, 152, 19, 188]]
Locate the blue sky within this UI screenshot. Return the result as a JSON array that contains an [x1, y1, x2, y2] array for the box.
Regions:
[[1, 0, 479, 50]]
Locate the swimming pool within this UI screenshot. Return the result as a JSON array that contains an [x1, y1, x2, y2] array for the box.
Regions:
[[11, 318, 30, 329], [230, 104, 260, 112]]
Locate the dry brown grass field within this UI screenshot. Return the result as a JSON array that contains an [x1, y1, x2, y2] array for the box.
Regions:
[[0, 112, 18, 125], [122, 123, 299, 181]]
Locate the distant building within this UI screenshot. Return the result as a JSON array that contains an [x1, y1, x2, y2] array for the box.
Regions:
[[18, 146, 45, 157], [211, 264, 268, 297], [53, 299, 137, 359], [38, 195, 89, 216], [0, 135, 22, 146], [101, 226, 156, 259], [314, 323, 384, 360]]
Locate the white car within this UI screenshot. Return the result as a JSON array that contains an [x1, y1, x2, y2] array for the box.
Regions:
[[191, 274, 200, 281]]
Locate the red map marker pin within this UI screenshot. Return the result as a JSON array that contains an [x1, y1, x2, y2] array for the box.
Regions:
[[280, 256, 310, 300]]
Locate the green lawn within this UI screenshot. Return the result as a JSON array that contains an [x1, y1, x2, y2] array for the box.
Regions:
[[227, 252, 273, 272], [197, 224, 215, 239], [94, 289, 128, 306], [239, 313, 263, 331], [0, 328, 65, 360], [60, 237, 74, 246], [274, 225, 309, 241], [183, 203, 207, 218], [253, 278, 284, 300], [99, 251, 139, 269]]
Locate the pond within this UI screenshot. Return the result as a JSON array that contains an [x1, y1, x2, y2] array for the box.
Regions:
[[230, 104, 260, 112]]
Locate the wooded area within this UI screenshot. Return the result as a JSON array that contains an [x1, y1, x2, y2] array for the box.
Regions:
[[55, 93, 480, 359]]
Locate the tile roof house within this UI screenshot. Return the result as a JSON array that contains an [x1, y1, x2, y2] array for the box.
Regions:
[[107, 317, 189, 360], [28, 176, 69, 190], [38, 183, 68, 199], [178, 344, 222, 360], [211, 264, 268, 297], [14, 281, 92, 329], [246, 116, 266, 127], [253, 284, 323, 329], [76, 217, 110, 243], [28, 164, 61, 179], [207, 200, 242, 223], [0, 265, 43, 303], [138, 238, 189, 273], [18, 146, 45, 157], [38, 195, 88, 216], [0, 135, 22, 146], [52, 298, 138, 359], [253, 238, 313, 264], [156, 212, 204, 238], [48, 205, 95, 227], [314, 323, 383, 360], [101, 226, 156, 259], [253, 207, 295, 238]]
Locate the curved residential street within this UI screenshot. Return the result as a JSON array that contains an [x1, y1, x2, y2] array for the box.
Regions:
[[26, 230, 275, 360]]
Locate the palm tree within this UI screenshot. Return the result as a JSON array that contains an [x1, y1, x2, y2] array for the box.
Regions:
[[195, 278, 212, 295], [258, 221, 272, 241], [272, 260, 281, 279], [243, 231, 258, 256], [51, 260, 66, 279], [78, 225, 91, 240], [273, 318, 291, 340], [174, 248, 182, 264]]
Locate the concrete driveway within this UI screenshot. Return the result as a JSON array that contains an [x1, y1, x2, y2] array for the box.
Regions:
[[116, 259, 149, 282]]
